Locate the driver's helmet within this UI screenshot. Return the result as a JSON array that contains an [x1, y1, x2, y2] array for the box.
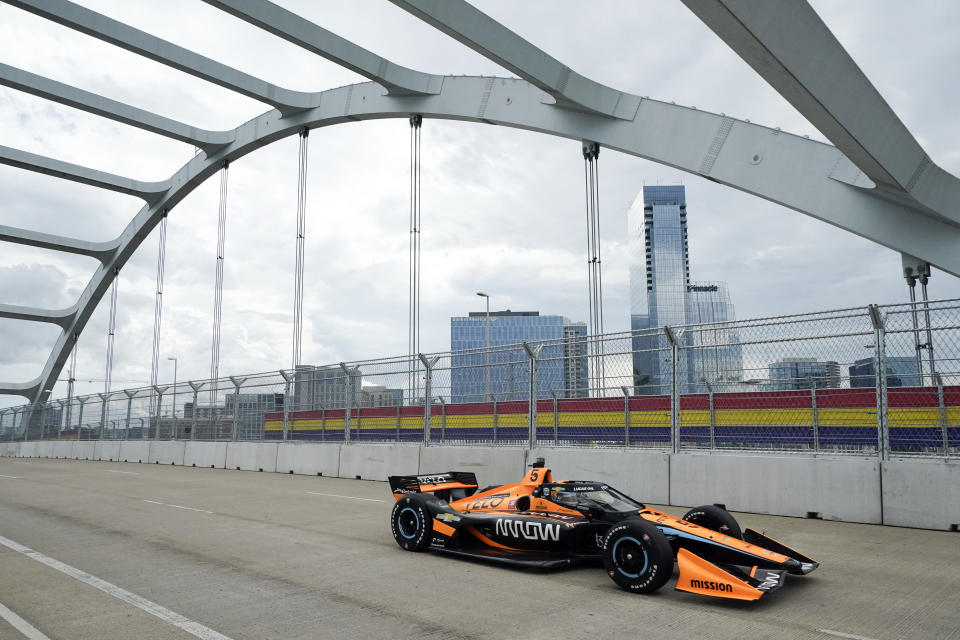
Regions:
[[554, 491, 578, 507]]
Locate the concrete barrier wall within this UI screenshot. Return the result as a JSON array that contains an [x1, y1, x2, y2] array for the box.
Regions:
[[149, 441, 186, 466], [183, 442, 228, 468], [35, 441, 54, 458], [881, 459, 960, 530], [73, 441, 95, 460], [276, 443, 340, 476], [225, 442, 278, 472], [10, 440, 960, 530], [119, 441, 151, 464], [531, 447, 671, 506], [50, 442, 74, 458], [0, 442, 20, 457], [418, 446, 527, 487], [670, 452, 882, 524], [93, 441, 120, 461], [337, 444, 420, 481]]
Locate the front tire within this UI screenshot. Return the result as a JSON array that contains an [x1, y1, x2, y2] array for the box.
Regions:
[[602, 519, 673, 594], [682, 504, 742, 539], [391, 494, 434, 551]]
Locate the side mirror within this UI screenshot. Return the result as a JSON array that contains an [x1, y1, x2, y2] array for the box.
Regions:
[[516, 496, 531, 512]]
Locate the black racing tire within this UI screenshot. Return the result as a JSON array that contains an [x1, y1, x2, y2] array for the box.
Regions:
[[601, 519, 674, 594], [391, 494, 434, 551], [682, 504, 742, 539]]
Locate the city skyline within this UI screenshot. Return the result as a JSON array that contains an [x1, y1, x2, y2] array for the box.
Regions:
[[2, 1, 959, 410]]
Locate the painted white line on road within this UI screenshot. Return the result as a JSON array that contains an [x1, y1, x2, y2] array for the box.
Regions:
[[167, 504, 213, 514], [305, 491, 384, 502], [142, 500, 213, 514], [0, 600, 52, 640], [817, 629, 882, 640], [106, 470, 139, 475], [0, 535, 234, 640], [0, 474, 21, 479]]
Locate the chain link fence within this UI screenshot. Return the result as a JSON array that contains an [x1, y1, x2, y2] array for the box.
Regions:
[[3, 299, 958, 459]]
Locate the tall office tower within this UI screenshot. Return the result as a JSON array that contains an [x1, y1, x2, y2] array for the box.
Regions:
[[450, 311, 588, 403], [223, 392, 284, 439], [628, 186, 741, 394], [293, 364, 361, 410], [769, 358, 841, 391], [849, 357, 921, 388], [685, 282, 743, 390]]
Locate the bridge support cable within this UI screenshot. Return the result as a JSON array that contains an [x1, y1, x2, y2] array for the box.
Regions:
[[103, 268, 119, 397], [210, 161, 229, 412], [903, 258, 938, 385], [582, 141, 605, 393], [292, 128, 309, 369], [408, 115, 423, 402], [918, 271, 937, 381], [64, 332, 78, 429], [149, 210, 168, 414]]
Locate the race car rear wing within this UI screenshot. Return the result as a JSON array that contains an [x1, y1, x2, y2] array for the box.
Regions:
[[389, 472, 479, 499]]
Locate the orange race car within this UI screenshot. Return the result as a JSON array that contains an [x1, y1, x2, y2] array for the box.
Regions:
[[389, 458, 818, 600]]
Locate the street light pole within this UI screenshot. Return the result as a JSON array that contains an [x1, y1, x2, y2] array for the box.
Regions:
[[167, 357, 178, 436], [476, 292, 491, 400]]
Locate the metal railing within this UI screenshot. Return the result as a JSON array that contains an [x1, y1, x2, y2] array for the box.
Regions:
[[2, 299, 958, 459]]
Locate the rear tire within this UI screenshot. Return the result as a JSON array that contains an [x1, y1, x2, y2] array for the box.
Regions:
[[602, 519, 673, 594], [391, 494, 433, 551], [682, 504, 742, 539]]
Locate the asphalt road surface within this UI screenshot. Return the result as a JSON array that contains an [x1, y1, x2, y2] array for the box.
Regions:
[[0, 458, 957, 640]]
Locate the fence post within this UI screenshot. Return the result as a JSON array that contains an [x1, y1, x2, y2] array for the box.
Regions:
[[98, 392, 109, 440], [419, 354, 440, 445], [339, 363, 354, 444], [279, 370, 293, 442], [55, 400, 64, 440], [438, 397, 447, 444], [664, 326, 682, 454], [702, 380, 715, 451], [188, 382, 203, 440], [489, 394, 498, 444], [620, 386, 631, 446], [154, 386, 168, 439], [811, 381, 820, 453], [935, 373, 948, 457], [76, 399, 86, 441], [228, 377, 245, 441], [868, 304, 889, 460], [124, 389, 136, 440], [550, 391, 559, 445], [522, 342, 543, 449]]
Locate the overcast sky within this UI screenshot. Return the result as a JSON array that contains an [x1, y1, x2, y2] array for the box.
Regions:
[[1, 0, 959, 408]]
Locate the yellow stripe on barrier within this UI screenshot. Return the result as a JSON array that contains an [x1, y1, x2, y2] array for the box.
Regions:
[[265, 405, 960, 433]]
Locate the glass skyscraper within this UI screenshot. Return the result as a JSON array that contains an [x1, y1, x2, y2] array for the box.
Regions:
[[849, 357, 921, 388], [628, 186, 741, 393], [769, 358, 841, 391], [450, 311, 588, 403]]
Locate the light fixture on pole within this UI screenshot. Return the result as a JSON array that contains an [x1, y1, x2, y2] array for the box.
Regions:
[[476, 292, 491, 400], [167, 357, 178, 428]]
